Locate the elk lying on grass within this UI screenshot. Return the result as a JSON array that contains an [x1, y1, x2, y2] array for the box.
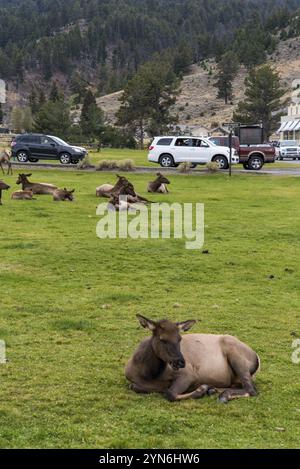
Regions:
[[11, 189, 35, 200], [96, 174, 127, 198], [0, 180, 10, 205], [97, 174, 151, 204], [0, 149, 13, 176], [107, 178, 138, 211], [147, 173, 170, 193], [16, 173, 57, 195], [125, 315, 260, 404], [53, 188, 75, 201]]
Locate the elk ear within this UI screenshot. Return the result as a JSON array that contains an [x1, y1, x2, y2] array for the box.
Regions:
[[177, 320, 197, 332], [25, 173, 32, 177], [71, 189, 75, 193], [136, 314, 156, 331]]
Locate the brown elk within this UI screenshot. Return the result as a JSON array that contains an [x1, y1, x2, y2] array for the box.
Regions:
[[107, 179, 139, 211], [0, 180, 10, 205], [147, 173, 170, 193], [11, 189, 35, 200], [97, 174, 151, 204], [16, 174, 57, 195], [125, 315, 260, 404], [0, 149, 13, 175], [96, 175, 128, 198], [53, 188, 75, 201]]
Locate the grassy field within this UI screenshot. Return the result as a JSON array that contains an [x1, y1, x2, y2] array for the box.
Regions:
[[0, 169, 300, 449]]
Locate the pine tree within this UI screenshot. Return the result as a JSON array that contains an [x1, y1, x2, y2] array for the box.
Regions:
[[214, 51, 239, 104], [49, 82, 64, 102], [34, 101, 72, 137], [233, 65, 287, 139], [80, 90, 104, 138], [117, 57, 179, 149]]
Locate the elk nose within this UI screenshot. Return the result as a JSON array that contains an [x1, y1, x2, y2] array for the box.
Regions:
[[177, 358, 186, 369]]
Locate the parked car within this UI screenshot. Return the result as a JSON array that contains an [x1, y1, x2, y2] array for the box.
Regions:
[[208, 135, 275, 170], [276, 140, 300, 160], [0, 127, 11, 134], [11, 134, 87, 164], [148, 136, 239, 169]]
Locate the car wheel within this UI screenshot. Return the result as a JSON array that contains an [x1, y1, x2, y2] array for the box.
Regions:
[[159, 154, 174, 168], [60, 153, 71, 165], [212, 155, 229, 170], [17, 151, 29, 163], [248, 155, 264, 171], [29, 158, 39, 163], [190, 163, 197, 169]]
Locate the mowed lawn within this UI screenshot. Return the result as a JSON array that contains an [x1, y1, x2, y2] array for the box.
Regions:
[[0, 169, 300, 449]]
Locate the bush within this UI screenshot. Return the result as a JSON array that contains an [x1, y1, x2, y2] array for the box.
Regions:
[[96, 160, 119, 171], [117, 159, 135, 171], [206, 161, 219, 173], [77, 154, 93, 169], [96, 159, 135, 171], [177, 162, 192, 173]]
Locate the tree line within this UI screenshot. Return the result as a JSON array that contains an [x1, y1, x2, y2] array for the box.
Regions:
[[0, 0, 300, 93]]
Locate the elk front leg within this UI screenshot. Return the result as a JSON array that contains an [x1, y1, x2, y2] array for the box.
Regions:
[[165, 376, 214, 402]]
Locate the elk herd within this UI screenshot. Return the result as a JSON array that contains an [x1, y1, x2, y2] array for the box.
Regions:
[[0, 160, 171, 207], [1, 151, 261, 404]]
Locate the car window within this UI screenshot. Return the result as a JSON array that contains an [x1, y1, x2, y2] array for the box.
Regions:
[[21, 135, 41, 144], [157, 138, 173, 146], [41, 136, 54, 145], [175, 138, 193, 147], [193, 139, 209, 148], [210, 138, 221, 145]]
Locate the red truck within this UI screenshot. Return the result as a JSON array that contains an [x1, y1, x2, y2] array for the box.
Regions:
[[208, 125, 276, 170]]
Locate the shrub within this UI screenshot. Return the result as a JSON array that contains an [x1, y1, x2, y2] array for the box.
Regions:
[[117, 159, 135, 171], [206, 162, 219, 173], [178, 162, 192, 173], [96, 159, 135, 171], [96, 160, 119, 171], [77, 154, 93, 169]]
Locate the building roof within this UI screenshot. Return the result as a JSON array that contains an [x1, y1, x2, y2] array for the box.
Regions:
[[278, 119, 300, 132]]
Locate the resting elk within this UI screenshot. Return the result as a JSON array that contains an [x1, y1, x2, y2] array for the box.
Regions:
[[0, 149, 13, 175], [107, 178, 138, 211], [16, 173, 57, 195], [147, 173, 170, 193], [11, 189, 35, 200], [53, 188, 75, 201], [96, 174, 150, 204], [0, 180, 10, 205], [125, 315, 260, 404]]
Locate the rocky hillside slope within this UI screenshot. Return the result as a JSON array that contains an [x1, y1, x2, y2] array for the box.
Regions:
[[96, 36, 300, 130]]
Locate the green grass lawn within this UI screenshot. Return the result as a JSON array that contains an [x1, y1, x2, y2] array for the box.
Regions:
[[0, 169, 300, 449]]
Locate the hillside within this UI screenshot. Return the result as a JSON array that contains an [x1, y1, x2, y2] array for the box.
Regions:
[[1, 0, 300, 93], [94, 35, 300, 131]]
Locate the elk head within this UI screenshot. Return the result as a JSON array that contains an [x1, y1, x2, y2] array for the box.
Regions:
[[156, 172, 170, 184], [16, 173, 32, 185], [136, 314, 196, 371]]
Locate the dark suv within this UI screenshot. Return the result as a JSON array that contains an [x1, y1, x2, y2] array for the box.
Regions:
[[11, 134, 87, 164]]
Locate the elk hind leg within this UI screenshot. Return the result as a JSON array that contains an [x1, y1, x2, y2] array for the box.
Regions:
[[219, 355, 258, 403]]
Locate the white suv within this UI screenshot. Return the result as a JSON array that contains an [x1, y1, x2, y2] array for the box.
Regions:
[[148, 136, 239, 168]]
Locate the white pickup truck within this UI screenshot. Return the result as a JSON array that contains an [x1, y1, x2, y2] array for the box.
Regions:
[[148, 136, 239, 169], [276, 140, 300, 160]]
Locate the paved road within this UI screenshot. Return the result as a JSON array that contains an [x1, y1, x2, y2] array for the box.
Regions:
[[9, 162, 300, 176]]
